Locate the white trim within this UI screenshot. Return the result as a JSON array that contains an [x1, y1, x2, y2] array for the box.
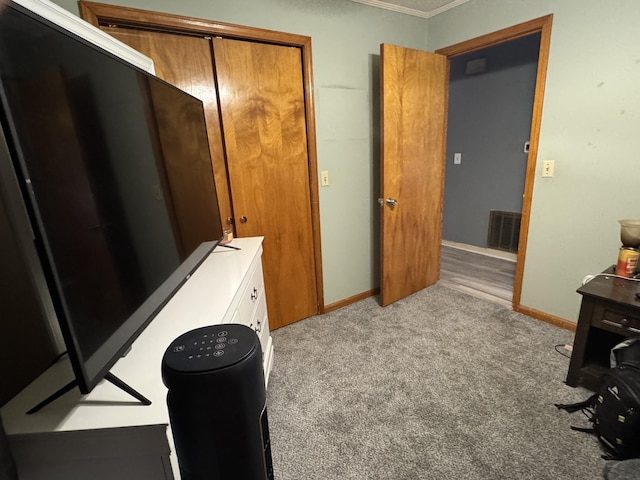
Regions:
[[442, 239, 517, 262], [12, 0, 155, 74], [426, 0, 470, 18], [348, 0, 469, 19]]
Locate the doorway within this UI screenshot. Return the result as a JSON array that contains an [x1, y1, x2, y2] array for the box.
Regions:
[[440, 33, 541, 306], [436, 15, 553, 311]]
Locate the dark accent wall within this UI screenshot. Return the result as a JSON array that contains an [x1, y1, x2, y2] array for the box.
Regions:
[[442, 33, 540, 248]]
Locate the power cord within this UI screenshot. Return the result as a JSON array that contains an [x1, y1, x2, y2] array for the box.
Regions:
[[582, 273, 640, 284], [46, 350, 68, 368], [554, 344, 572, 359]]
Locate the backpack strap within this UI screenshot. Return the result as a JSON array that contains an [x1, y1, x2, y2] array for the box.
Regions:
[[570, 425, 596, 434], [555, 393, 598, 413]]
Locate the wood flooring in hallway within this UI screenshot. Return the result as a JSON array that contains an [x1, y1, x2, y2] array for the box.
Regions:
[[439, 243, 516, 308]]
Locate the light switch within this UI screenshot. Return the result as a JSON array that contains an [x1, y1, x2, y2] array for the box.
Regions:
[[542, 160, 554, 177], [321, 170, 329, 186], [454, 153, 462, 165]]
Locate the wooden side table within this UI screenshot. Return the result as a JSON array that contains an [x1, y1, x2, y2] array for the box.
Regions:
[[567, 266, 640, 391]]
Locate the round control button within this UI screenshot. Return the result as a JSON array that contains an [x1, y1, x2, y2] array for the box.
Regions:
[[228, 338, 238, 345]]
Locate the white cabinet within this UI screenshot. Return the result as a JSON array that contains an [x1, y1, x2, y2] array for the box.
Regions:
[[1, 237, 273, 480], [230, 258, 272, 376]]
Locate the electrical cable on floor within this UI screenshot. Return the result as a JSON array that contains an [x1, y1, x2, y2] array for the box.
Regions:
[[554, 344, 572, 359]]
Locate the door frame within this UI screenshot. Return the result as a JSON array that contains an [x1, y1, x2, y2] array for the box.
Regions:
[[436, 15, 565, 327], [79, 1, 325, 313]]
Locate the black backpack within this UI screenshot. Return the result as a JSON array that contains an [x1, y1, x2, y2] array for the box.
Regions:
[[556, 363, 640, 460]]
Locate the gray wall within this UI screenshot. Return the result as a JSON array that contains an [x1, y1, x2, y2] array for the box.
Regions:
[[443, 34, 539, 248]]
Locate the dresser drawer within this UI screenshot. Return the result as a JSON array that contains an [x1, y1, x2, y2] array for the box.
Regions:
[[592, 303, 640, 335], [235, 260, 265, 327], [249, 294, 269, 352]]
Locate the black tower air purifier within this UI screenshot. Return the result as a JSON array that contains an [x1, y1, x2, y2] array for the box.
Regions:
[[162, 324, 274, 480]]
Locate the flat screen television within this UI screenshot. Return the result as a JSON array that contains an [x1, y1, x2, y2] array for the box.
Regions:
[[0, 1, 224, 409]]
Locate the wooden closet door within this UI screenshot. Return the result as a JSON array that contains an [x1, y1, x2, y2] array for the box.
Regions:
[[213, 38, 318, 329], [101, 26, 233, 227]]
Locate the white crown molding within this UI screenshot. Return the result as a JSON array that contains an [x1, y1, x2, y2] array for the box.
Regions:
[[427, 0, 470, 17], [11, 0, 155, 74], [349, 0, 469, 19]]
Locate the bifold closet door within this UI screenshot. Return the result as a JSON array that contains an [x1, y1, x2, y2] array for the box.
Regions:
[[100, 26, 233, 227], [98, 24, 319, 329], [212, 38, 318, 329]]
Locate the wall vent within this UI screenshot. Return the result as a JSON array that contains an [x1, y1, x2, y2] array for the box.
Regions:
[[465, 57, 487, 75], [487, 210, 521, 253]]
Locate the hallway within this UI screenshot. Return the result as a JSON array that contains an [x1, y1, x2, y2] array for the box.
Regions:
[[439, 242, 515, 307]]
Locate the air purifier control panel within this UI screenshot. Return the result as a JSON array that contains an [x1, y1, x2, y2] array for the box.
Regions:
[[162, 324, 259, 375]]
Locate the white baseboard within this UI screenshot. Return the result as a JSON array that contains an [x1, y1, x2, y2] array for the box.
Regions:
[[441, 240, 517, 262]]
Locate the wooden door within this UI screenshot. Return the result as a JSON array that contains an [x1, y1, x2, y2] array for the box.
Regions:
[[380, 44, 447, 306], [213, 38, 318, 329], [100, 26, 233, 227]]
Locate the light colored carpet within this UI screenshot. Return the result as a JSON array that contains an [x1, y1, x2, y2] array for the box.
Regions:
[[266, 283, 607, 479]]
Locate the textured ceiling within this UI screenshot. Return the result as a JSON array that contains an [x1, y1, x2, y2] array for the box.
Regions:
[[348, 0, 469, 18]]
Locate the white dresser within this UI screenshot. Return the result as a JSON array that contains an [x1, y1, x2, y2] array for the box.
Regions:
[[1, 237, 273, 479]]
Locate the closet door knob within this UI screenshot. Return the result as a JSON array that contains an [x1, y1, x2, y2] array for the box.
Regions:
[[239, 216, 248, 224]]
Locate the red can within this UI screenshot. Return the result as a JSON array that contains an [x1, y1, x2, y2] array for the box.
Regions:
[[617, 247, 639, 278]]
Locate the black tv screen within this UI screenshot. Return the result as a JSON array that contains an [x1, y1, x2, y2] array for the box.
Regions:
[[0, 2, 224, 397]]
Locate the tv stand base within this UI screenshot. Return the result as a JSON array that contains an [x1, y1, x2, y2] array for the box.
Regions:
[[26, 373, 151, 414]]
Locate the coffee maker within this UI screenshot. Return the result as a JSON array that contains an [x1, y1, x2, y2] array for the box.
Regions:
[[617, 219, 640, 277]]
